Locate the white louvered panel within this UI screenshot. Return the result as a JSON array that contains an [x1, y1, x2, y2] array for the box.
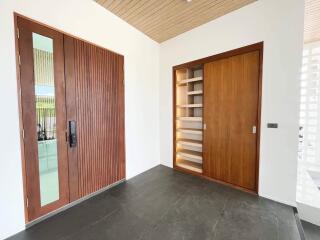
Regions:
[[299, 42, 320, 168], [297, 41, 320, 208]]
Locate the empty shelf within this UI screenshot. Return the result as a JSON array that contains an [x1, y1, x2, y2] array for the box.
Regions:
[[177, 77, 203, 85], [187, 90, 203, 95], [177, 138, 202, 147], [177, 128, 203, 135], [177, 117, 202, 122], [176, 148, 202, 161], [176, 159, 203, 173], [177, 104, 203, 108]]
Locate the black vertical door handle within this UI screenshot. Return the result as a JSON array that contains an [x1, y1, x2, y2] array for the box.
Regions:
[[69, 120, 77, 147]]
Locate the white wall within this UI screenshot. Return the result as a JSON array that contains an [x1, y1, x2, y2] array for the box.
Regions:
[[159, 0, 304, 206], [298, 202, 320, 226], [0, 0, 160, 239], [0, 0, 306, 238]]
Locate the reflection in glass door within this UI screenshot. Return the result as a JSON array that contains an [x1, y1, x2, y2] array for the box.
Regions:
[[33, 33, 60, 206]]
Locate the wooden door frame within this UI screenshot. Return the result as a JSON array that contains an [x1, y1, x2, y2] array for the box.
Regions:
[[172, 42, 263, 194], [14, 13, 126, 223], [16, 15, 70, 222]]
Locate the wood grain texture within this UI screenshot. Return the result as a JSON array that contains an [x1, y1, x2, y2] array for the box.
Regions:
[[95, 0, 256, 42], [64, 35, 79, 202], [17, 15, 126, 222], [70, 38, 125, 198], [305, 0, 320, 43], [203, 51, 260, 191], [17, 16, 70, 221]]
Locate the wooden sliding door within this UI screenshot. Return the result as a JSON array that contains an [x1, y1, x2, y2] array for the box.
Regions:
[[203, 50, 260, 191], [64, 37, 125, 200], [16, 16, 125, 222]]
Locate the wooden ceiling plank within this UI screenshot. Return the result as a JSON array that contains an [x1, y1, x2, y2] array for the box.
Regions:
[[108, 0, 126, 12], [119, 0, 150, 19], [126, 0, 177, 26], [111, 0, 136, 15], [143, 0, 229, 35], [109, 0, 144, 19], [147, 0, 252, 39], [158, 0, 254, 42], [95, 0, 257, 42], [304, 0, 320, 43], [95, 0, 106, 5], [125, 0, 163, 23], [142, 0, 216, 29], [102, 0, 118, 9], [154, 0, 254, 42], [139, 0, 216, 32]]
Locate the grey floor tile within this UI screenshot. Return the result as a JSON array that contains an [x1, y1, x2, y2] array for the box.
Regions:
[[7, 165, 301, 240]]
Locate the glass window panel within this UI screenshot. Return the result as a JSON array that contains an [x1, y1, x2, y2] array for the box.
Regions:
[[32, 33, 59, 206]]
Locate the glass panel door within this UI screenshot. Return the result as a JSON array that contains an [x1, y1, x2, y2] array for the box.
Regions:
[[17, 16, 69, 221], [32, 33, 60, 206]]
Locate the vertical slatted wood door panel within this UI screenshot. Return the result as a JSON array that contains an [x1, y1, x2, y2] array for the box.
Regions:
[[66, 38, 125, 198], [203, 51, 259, 191]]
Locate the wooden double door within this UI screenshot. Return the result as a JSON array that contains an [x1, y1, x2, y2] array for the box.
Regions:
[[17, 16, 125, 222], [203, 49, 261, 192]]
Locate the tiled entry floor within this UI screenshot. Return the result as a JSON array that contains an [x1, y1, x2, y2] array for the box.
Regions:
[[8, 165, 300, 240]]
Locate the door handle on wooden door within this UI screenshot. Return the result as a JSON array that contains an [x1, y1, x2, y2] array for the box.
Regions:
[[69, 120, 77, 147], [252, 126, 257, 134]]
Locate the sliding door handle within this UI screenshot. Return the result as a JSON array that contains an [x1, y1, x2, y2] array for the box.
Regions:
[[252, 126, 257, 134], [68, 120, 77, 147]]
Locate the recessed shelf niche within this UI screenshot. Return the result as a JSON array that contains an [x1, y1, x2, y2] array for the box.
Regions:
[[175, 67, 203, 174]]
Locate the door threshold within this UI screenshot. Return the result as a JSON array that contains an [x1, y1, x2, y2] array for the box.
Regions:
[[26, 179, 125, 228]]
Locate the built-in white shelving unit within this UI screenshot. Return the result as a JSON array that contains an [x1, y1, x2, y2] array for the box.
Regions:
[[177, 104, 203, 108], [175, 67, 203, 174], [177, 128, 203, 135]]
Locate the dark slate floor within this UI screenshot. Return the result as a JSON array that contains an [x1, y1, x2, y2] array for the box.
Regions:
[[7, 165, 301, 240], [302, 220, 320, 240]]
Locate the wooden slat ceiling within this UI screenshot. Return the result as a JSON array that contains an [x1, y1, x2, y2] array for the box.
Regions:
[[305, 0, 320, 43], [95, 0, 256, 43]]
